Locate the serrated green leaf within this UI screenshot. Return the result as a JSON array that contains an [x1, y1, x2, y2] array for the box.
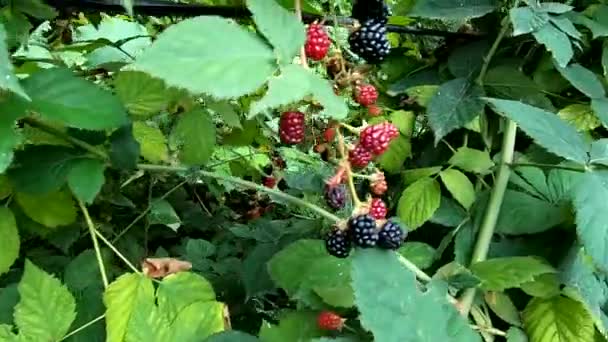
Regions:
[[172, 108, 216, 165], [558, 104, 600, 131], [447, 40, 489, 78], [510, 7, 550, 36], [132, 122, 169, 163], [250, 64, 311, 116], [556, 63, 605, 98], [390, 110, 415, 136], [63, 249, 113, 292], [448, 147, 494, 174], [67, 158, 105, 204], [523, 296, 594, 342], [110, 124, 141, 170], [521, 273, 560, 298], [397, 177, 441, 230], [510, 165, 549, 200], [115, 71, 169, 118], [207, 100, 242, 129], [157, 272, 216, 321], [440, 169, 475, 209], [148, 199, 181, 231], [104, 273, 155, 342], [574, 171, 608, 271], [351, 249, 480, 342], [125, 299, 172, 342], [484, 65, 554, 110], [410, 0, 496, 19], [0, 208, 19, 276], [308, 71, 348, 119], [532, 22, 573, 67], [169, 301, 226, 341], [485, 98, 590, 163], [246, 0, 305, 64], [259, 311, 324, 342], [485, 291, 522, 326], [377, 135, 411, 174], [427, 78, 485, 144], [470, 256, 556, 291], [133, 16, 276, 99], [398, 242, 436, 269], [402, 166, 442, 186], [15, 190, 77, 228], [0, 24, 28, 100], [14, 260, 76, 341], [21, 68, 128, 130], [494, 189, 566, 235]]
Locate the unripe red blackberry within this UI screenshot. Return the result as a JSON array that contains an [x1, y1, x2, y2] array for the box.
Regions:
[[279, 111, 305, 144], [370, 174, 388, 196], [360, 122, 399, 155], [355, 84, 378, 106], [367, 104, 382, 117], [349, 143, 373, 168], [305, 24, 331, 61], [370, 198, 387, 219]]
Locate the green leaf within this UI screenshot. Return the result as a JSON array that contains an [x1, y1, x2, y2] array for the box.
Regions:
[[556, 63, 605, 98], [410, 0, 497, 19], [157, 272, 216, 321], [22, 68, 128, 130], [510, 7, 550, 36], [7, 145, 81, 194], [206, 331, 259, 342], [494, 189, 566, 235], [259, 311, 324, 342], [447, 41, 489, 78], [484, 65, 554, 110], [427, 78, 486, 144], [207, 100, 242, 129], [390, 110, 415, 136], [103, 273, 155, 342], [110, 124, 141, 170], [15, 190, 77, 228], [485, 98, 590, 163], [506, 327, 528, 342], [398, 242, 436, 269], [397, 177, 441, 230], [132, 122, 169, 163], [558, 104, 600, 131], [169, 301, 226, 341], [574, 171, 608, 271], [402, 166, 442, 186], [532, 23, 573, 67], [351, 249, 480, 342], [115, 71, 169, 118], [0, 24, 28, 100], [148, 199, 181, 231], [591, 97, 608, 128], [14, 260, 76, 341], [133, 16, 276, 99], [0, 104, 24, 173], [67, 158, 105, 204], [470, 256, 556, 291], [14, 0, 57, 20], [448, 147, 494, 174], [591, 139, 608, 167], [0, 324, 16, 340], [523, 296, 594, 342], [377, 136, 411, 174], [307, 72, 348, 119], [440, 169, 475, 209], [125, 300, 172, 342], [0, 208, 19, 276], [485, 291, 522, 326], [172, 108, 216, 165], [521, 273, 560, 298], [246, 0, 305, 64], [63, 248, 113, 292]]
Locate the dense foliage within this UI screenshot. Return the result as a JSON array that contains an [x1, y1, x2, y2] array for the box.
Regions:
[[2, 0, 608, 341]]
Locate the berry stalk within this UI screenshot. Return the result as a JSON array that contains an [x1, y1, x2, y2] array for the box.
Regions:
[[336, 128, 363, 207]]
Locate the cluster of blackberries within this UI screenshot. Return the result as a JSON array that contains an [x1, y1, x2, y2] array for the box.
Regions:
[[325, 214, 406, 258], [348, 0, 391, 63]]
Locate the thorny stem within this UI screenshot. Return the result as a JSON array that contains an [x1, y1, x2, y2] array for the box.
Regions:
[[60, 314, 105, 341], [78, 200, 109, 288]]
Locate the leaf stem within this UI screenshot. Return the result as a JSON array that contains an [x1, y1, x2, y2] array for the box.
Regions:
[[397, 254, 431, 282], [137, 164, 343, 223], [60, 314, 105, 341], [78, 200, 109, 288], [335, 129, 362, 207], [94, 229, 141, 274], [477, 16, 510, 87]]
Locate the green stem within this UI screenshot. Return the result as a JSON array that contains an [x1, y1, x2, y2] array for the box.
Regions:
[[476, 16, 510, 87], [397, 254, 432, 282], [460, 121, 518, 315], [60, 314, 105, 341], [94, 229, 141, 274], [78, 200, 109, 288], [137, 164, 343, 223], [509, 162, 586, 173]]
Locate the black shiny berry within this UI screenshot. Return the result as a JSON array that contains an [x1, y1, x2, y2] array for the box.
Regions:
[[349, 214, 378, 248], [325, 184, 347, 209], [325, 229, 352, 258], [348, 18, 391, 64], [352, 0, 391, 25], [378, 221, 406, 249]]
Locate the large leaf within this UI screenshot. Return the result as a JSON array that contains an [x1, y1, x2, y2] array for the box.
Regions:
[[427, 78, 485, 144], [523, 296, 594, 342], [574, 171, 608, 271], [169, 301, 226, 341], [351, 249, 480, 342], [14, 260, 76, 341], [532, 22, 573, 67], [125, 299, 172, 342], [556, 63, 605, 98], [21, 68, 129, 130], [377, 136, 411, 174], [133, 16, 276, 99], [0, 208, 19, 276], [558, 104, 601, 131], [157, 272, 216, 320], [510, 7, 550, 36], [494, 189, 566, 235], [448, 147, 495, 174], [397, 177, 441, 230], [15, 190, 77, 228], [246, 0, 305, 64], [485, 98, 589, 163], [171, 108, 216, 165], [410, 0, 497, 19], [67, 158, 106, 204], [484, 65, 553, 109], [103, 273, 155, 342], [439, 169, 475, 209], [114, 71, 169, 118], [0, 24, 28, 100], [470, 256, 556, 291]]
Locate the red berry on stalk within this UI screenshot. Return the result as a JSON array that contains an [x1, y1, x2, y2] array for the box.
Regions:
[[349, 143, 373, 168], [317, 311, 345, 331], [305, 24, 331, 61], [355, 84, 378, 106], [367, 104, 382, 117], [370, 198, 388, 219], [279, 111, 305, 144], [371, 172, 388, 196], [263, 176, 276, 188], [324, 127, 336, 142], [360, 122, 399, 155]]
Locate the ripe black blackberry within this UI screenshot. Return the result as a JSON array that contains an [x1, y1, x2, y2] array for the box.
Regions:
[[352, 0, 391, 24], [325, 229, 352, 258], [348, 18, 391, 64], [349, 214, 379, 248], [378, 221, 406, 249], [325, 184, 347, 209]]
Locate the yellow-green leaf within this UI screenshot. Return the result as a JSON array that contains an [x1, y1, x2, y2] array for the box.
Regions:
[[133, 122, 169, 163], [0, 207, 19, 276], [448, 147, 495, 174], [15, 190, 77, 228], [397, 177, 441, 230], [439, 169, 475, 209], [171, 108, 216, 165], [558, 104, 600, 131], [115, 71, 169, 118], [523, 296, 594, 342]]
